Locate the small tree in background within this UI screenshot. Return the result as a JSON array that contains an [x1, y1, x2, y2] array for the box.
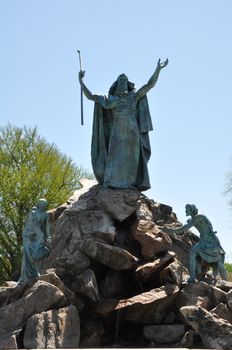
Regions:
[[0, 124, 93, 283], [225, 164, 232, 209], [225, 263, 232, 282]]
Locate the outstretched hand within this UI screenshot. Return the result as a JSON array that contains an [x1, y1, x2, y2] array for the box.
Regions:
[[162, 226, 173, 234], [79, 70, 85, 81], [157, 58, 169, 70]]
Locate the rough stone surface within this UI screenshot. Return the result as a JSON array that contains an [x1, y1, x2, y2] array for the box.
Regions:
[[136, 198, 154, 221], [0, 272, 75, 309], [41, 214, 83, 274], [150, 201, 174, 223], [211, 302, 232, 324], [165, 226, 199, 268], [136, 251, 175, 282], [216, 279, 232, 293], [71, 269, 100, 302], [96, 284, 179, 324], [99, 271, 124, 298], [24, 305, 80, 348], [0, 286, 15, 306], [2, 180, 227, 349], [0, 334, 18, 349], [95, 188, 140, 221], [177, 281, 227, 310], [54, 249, 91, 274], [80, 320, 105, 348], [143, 324, 186, 343], [176, 329, 200, 348], [77, 239, 138, 271], [203, 281, 227, 305], [69, 178, 98, 204], [3, 281, 17, 288], [74, 209, 116, 242], [181, 305, 232, 349], [0, 280, 66, 337], [132, 220, 172, 258], [38, 272, 76, 304], [160, 258, 185, 286], [227, 289, 232, 310]]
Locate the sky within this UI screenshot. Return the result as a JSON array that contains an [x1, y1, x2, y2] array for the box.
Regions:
[[1, 1, 232, 260]]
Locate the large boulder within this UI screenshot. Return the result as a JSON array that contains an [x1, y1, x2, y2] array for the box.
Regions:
[[211, 303, 232, 324], [160, 258, 185, 286], [143, 324, 186, 344], [3, 180, 225, 349], [23, 305, 80, 348], [227, 289, 232, 310], [177, 281, 227, 310], [71, 269, 100, 302], [95, 188, 140, 221], [96, 284, 180, 324], [132, 220, 172, 258], [176, 329, 200, 348], [181, 305, 232, 349], [0, 334, 18, 349], [80, 320, 105, 348], [216, 279, 232, 293], [0, 280, 66, 337], [136, 250, 175, 282], [77, 239, 138, 271]]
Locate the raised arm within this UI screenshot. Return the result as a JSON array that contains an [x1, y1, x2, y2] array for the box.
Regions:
[[79, 70, 119, 109], [135, 58, 168, 101], [163, 219, 193, 235], [44, 213, 51, 243], [79, 70, 99, 103]]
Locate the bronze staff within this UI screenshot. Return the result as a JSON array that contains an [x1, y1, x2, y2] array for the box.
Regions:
[[77, 50, 84, 125]]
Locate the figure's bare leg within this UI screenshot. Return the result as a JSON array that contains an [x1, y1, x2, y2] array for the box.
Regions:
[[196, 258, 202, 274], [212, 263, 219, 279], [188, 246, 197, 283], [218, 260, 228, 280]]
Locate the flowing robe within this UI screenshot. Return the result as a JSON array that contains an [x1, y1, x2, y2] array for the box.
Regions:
[[18, 209, 50, 284], [91, 92, 153, 191], [188, 215, 225, 263]]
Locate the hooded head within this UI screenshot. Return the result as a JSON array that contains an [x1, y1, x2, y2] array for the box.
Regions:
[[185, 204, 198, 216], [108, 74, 135, 96], [36, 198, 48, 211]]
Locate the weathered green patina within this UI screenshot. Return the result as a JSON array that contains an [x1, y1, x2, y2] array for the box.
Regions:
[[18, 199, 51, 285], [79, 59, 168, 191], [164, 204, 227, 283]]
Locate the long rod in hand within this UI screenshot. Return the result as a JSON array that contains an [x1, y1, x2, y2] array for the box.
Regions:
[[77, 50, 84, 126]]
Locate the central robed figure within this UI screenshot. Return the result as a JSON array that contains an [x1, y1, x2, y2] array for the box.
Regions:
[[79, 59, 168, 191]]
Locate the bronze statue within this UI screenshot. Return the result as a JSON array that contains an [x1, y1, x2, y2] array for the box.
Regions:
[[164, 204, 227, 283], [18, 199, 50, 285], [79, 59, 168, 191]]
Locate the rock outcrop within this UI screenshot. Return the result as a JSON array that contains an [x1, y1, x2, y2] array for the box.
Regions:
[[0, 178, 230, 349], [181, 305, 232, 349], [23, 305, 80, 348]]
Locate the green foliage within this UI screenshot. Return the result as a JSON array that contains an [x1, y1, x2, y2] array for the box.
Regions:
[[224, 164, 232, 208], [0, 124, 93, 284], [225, 262, 232, 282], [225, 262, 232, 273]]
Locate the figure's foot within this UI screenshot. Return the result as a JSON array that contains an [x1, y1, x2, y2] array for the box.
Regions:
[[187, 276, 196, 284], [100, 184, 109, 189], [181, 280, 189, 288]]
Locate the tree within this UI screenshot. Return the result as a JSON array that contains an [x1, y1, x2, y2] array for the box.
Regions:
[[225, 263, 232, 282], [0, 124, 93, 283], [225, 166, 232, 208]]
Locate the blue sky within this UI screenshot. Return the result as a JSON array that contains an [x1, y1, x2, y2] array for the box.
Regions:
[[1, 1, 232, 260]]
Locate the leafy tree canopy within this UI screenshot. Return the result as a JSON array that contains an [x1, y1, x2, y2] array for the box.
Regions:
[[0, 124, 93, 283], [225, 163, 232, 208]]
